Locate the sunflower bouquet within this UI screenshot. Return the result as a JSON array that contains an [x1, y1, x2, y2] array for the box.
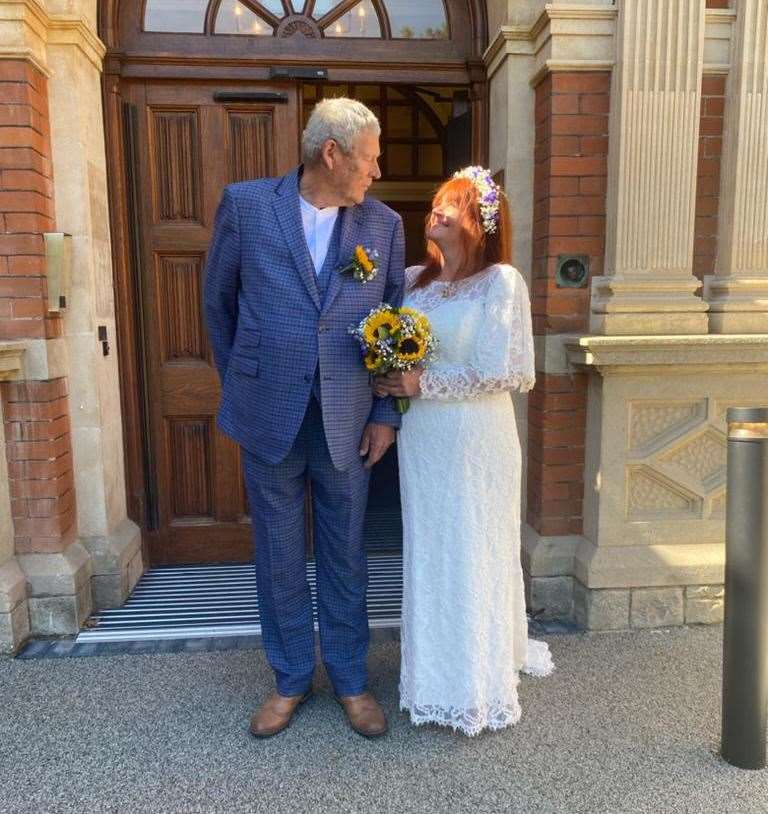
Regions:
[[349, 303, 438, 414]]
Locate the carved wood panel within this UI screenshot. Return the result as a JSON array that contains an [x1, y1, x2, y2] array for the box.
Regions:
[[156, 253, 207, 362], [150, 108, 202, 222], [169, 418, 214, 519], [227, 110, 274, 183]]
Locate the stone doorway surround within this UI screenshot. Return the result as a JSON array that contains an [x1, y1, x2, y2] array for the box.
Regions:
[[0, 0, 143, 653], [2, 0, 766, 651]]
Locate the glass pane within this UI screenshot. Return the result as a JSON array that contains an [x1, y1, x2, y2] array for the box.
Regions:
[[354, 85, 381, 102], [324, 0, 381, 38], [288, 0, 303, 10], [144, 0, 208, 33], [312, 0, 341, 18], [387, 105, 413, 138], [323, 84, 349, 98], [418, 144, 443, 176], [417, 112, 437, 138], [216, 0, 274, 35], [259, 0, 287, 15], [385, 0, 448, 39], [386, 144, 412, 176]]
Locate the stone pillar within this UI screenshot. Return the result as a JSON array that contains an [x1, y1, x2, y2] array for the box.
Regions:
[[43, 0, 143, 609], [0, 0, 143, 644], [485, 0, 615, 621], [704, 0, 768, 332], [0, 12, 92, 637], [590, 0, 709, 335], [0, 348, 29, 652]]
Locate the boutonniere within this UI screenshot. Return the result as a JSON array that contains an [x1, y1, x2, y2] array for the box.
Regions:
[[338, 245, 379, 284]]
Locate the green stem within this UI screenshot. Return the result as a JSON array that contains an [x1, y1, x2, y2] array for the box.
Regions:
[[395, 397, 411, 415]]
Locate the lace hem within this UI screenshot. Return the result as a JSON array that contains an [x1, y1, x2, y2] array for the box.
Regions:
[[399, 692, 523, 738], [399, 640, 554, 737], [522, 638, 555, 678]]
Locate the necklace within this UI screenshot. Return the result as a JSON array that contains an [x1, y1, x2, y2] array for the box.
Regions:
[[440, 281, 457, 298]]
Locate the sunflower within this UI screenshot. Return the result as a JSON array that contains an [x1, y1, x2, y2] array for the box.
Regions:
[[396, 336, 427, 363], [364, 350, 384, 372], [355, 245, 375, 275], [363, 310, 401, 345]]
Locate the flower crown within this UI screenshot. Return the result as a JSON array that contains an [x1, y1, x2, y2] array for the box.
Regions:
[[452, 165, 502, 235]]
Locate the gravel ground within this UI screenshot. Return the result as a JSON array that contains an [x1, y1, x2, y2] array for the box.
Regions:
[[1, 626, 767, 813]]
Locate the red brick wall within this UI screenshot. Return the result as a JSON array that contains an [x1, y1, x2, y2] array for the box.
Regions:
[[3, 379, 76, 554], [706, 0, 730, 8], [693, 74, 726, 283], [0, 60, 58, 340], [527, 72, 610, 538], [0, 60, 77, 555]]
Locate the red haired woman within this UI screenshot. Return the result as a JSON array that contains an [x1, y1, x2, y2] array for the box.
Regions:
[[375, 167, 554, 736]]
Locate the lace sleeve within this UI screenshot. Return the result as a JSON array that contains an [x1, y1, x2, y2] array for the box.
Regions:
[[419, 266, 536, 400]]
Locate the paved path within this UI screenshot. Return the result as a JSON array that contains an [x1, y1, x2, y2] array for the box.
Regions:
[[1, 626, 766, 813]]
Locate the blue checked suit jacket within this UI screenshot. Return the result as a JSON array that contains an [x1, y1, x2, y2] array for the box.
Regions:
[[204, 167, 406, 471]]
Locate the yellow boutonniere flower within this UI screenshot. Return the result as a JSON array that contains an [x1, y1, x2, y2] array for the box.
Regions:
[[338, 244, 380, 284]]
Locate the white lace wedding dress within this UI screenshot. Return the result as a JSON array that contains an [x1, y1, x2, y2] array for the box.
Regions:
[[398, 262, 554, 737]]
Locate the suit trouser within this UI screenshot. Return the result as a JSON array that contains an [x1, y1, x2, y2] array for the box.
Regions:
[[242, 396, 371, 697]]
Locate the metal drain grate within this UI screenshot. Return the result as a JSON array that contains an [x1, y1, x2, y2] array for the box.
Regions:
[[77, 553, 402, 643]]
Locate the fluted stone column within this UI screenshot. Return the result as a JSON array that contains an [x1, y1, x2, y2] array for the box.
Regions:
[[705, 0, 768, 333], [591, 0, 709, 335]]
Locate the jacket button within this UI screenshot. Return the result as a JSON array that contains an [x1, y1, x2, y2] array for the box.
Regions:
[[318, 325, 328, 333]]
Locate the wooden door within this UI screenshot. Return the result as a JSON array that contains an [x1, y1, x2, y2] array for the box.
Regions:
[[128, 81, 300, 564]]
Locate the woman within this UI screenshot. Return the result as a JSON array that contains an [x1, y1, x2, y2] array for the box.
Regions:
[[375, 167, 553, 737]]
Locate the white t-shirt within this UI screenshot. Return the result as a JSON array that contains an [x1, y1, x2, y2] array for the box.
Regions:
[[299, 195, 340, 275]]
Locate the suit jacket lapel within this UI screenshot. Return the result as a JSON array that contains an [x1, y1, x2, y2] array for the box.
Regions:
[[272, 167, 321, 310], [322, 203, 363, 314]]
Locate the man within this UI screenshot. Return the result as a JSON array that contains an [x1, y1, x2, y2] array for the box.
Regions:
[[204, 98, 405, 738]]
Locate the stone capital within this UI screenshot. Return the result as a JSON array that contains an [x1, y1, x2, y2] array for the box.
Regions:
[[0, 0, 105, 75]]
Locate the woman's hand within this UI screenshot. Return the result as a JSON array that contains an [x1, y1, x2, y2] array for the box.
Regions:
[[373, 369, 423, 398]]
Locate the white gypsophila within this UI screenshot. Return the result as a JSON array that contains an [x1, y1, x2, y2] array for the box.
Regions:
[[302, 97, 381, 164]]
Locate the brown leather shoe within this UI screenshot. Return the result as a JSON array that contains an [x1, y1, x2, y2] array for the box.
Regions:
[[335, 691, 388, 738], [249, 690, 312, 738]]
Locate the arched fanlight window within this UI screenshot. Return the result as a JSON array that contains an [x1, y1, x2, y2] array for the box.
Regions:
[[143, 0, 450, 40]]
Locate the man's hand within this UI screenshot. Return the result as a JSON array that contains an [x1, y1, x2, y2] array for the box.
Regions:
[[359, 423, 395, 469]]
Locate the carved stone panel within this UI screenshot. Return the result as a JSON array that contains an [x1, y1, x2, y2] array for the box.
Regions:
[[626, 399, 727, 521], [627, 466, 700, 520], [657, 429, 727, 492], [628, 401, 706, 455]]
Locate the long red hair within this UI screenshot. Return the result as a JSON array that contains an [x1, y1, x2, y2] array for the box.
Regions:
[[413, 175, 513, 289]]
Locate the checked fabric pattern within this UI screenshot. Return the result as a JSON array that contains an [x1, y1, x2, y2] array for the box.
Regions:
[[204, 167, 406, 472]]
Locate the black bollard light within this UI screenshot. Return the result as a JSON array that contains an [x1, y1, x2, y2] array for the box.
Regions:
[[721, 407, 768, 770]]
